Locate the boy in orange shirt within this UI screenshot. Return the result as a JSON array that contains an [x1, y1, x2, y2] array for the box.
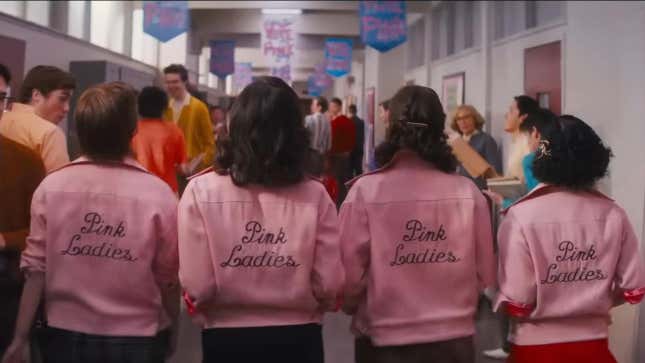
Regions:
[[131, 86, 187, 193]]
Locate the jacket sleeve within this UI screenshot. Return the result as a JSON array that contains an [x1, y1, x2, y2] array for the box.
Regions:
[[41, 127, 70, 172], [20, 185, 47, 273], [152, 195, 180, 287], [474, 192, 496, 290], [311, 192, 344, 310], [178, 181, 217, 306], [196, 103, 215, 170], [494, 210, 536, 317], [613, 209, 645, 304], [339, 187, 370, 313]]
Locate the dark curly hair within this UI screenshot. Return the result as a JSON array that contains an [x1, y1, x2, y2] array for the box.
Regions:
[[374, 85, 457, 172], [215, 76, 311, 187], [532, 115, 612, 189], [519, 107, 558, 134]]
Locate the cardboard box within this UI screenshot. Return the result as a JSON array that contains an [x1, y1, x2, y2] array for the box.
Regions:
[[449, 137, 499, 179]]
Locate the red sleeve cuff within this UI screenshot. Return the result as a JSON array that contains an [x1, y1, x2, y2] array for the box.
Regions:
[[504, 301, 534, 318], [183, 291, 197, 316], [624, 287, 645, 304]]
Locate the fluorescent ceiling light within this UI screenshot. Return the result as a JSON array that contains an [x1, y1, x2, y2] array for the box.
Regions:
[[262, 8, 302, 15]]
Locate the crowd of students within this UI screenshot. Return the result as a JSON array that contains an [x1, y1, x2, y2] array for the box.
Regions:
[[0, 61, 644, 363]]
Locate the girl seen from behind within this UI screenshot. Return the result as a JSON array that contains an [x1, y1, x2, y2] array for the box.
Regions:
[[495, 115, 645, 363], [1, 82, 180, 363], [178, 76, 343, 363], [340, 85, 496, 363]]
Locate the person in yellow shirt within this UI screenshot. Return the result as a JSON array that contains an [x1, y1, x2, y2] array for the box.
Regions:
[[162, 64, 214, 181], [0, 65, 75, 172]]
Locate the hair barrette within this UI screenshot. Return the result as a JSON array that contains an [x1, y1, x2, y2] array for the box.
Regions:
[[406, 121, 429, 128], [536, 139, 552, 159]]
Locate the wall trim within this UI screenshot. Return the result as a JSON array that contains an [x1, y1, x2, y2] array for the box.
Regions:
[[0, 11, 157, 74], [430, 46, 482, 67], [492, 20, 567, 49]]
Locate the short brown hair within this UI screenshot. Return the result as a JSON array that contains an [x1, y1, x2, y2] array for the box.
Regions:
[[163, 64, 188, 82], [18, 65, 76, 103], [75, 82, 137, 161], [450, 104, 486, 134]]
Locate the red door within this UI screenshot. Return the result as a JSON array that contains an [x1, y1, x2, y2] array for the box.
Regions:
[[524, 41, 561, 114]]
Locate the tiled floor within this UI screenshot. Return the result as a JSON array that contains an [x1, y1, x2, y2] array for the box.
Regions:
[[171, 298, 505, 363]]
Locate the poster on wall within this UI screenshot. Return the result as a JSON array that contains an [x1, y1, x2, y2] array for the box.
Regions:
[[143, 1, 189, 42], [261, 15, 295, 82], [324, 38, 353, 77], [441, 72, 465, 117], [209, 40, 235, 79], [366, 87, 376, 170], [359, 1, 407, 52], [233, 62, 253, 94]]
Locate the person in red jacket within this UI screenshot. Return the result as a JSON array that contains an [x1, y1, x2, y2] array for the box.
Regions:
[[327, 97, 355, 206]]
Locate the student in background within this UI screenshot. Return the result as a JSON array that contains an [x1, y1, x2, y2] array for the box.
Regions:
[[163, 64, 214, 179], [328, 97, 356, 206], [0, 65, 75, 172], [179, 77, 342, 363], [0, 80, 46, 359], [209, 105, 226, 139], [495, 115, 645, 363], [131, 86, 187, 194], [305, 96, 331, 156], [450, 104, 502, 189], [0, 64, 11, 110], [482, 95, 540, 361], [341, 85, 496, 363], [1, 83, 179, 363], [347, 104, 365, 177]]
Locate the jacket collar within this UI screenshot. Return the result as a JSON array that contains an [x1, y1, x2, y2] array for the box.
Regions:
[[50, 156, 151, 175], [346, 149, 432, 187], [501, 183, 614, 215]]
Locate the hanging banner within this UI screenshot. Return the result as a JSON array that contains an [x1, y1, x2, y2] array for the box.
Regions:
[[233, 62, 253, 93], [143, 1, 189, 43], [313, 62, 333, 90], [261, 15, 295, 82], [209, 40, 235, 79], [359, 0, 407, 52], [307, 75, 322, 97], [324, 38, 353, 78], [271, 64, 292, 82]]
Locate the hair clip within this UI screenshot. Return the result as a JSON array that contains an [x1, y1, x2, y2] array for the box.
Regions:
[[537, 140, 552, 159], [406, 121, 429, 128]]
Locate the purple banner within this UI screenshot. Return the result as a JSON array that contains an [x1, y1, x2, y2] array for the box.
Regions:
[[143, 1, 189, 43], [360, 1, 407, 52], [209, 40, 235, 78]]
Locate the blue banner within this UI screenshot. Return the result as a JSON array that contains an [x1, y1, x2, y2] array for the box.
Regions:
[[209, 40, 235, 79], [325, 38, 353, 78], [143, 1, 189, 43], [360, 1, 407, 52], [308, 75, 322, 97]]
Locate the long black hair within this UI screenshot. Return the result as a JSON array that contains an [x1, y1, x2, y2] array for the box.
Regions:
[[374, 85, 457, 172], [532, 115, 612, 189], [215, 76, 311, 187]]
